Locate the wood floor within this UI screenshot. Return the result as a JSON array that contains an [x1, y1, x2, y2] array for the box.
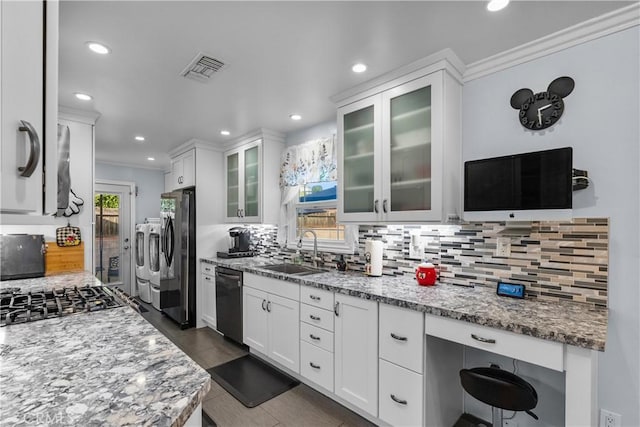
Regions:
[[140, 303, 376, 427]]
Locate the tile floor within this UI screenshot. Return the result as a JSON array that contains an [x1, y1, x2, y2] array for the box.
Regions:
[[140, 303, 376, 427]]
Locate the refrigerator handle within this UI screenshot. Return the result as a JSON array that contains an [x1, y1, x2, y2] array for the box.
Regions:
[[166, 216, 175, 267]]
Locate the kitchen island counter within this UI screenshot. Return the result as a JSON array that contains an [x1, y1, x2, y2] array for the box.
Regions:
[[0, 273, 211, 426], [202, 256, 607, 351]]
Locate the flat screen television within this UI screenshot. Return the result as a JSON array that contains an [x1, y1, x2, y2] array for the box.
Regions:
[[464, 147, 573, 221]]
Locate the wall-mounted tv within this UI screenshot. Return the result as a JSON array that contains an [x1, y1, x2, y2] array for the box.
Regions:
[[463, 147, 573, 221]]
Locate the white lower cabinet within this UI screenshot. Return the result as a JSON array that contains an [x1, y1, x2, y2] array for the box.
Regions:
[[379, 303, 425, 426], [300, 340, 334, 391], [200, 263, 216, 329], [334, 293, 378, 417], [243, 276, 300, 373], [379, 359, 424, 426]]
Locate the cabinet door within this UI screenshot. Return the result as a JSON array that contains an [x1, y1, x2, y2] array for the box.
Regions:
[[225, 151, 240, 221], [382, 73, 443, 222], [201, 273, 216, 328], [242, 144, 260, 221], [181, 150, 195, 187], [1, 1, 44, 213], [243, 286, 268, 352], [267, 293, 300, 373], [334, 294, 378, 416], [337, 96, 382, 223], [171, 157, 183, 189]]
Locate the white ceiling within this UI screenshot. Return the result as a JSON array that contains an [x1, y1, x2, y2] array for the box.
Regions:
[[59, 1, 632, 170]]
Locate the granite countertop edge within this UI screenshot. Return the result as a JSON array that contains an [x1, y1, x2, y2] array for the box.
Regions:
[[202, 257, 607, 352]]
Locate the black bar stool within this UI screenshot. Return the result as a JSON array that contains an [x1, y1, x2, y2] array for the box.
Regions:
[[459, 365, 539, 426]]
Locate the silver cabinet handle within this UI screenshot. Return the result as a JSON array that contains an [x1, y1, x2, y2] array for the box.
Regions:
[[204, 276, 211, 281], [334, 301, 340, 316], [374, 199, 379, 213], [309, 362, 320, 369], [309, 295, 321, 301], [390, 394, 407, 405], [383, 199, 388, 213], [309, 314, 320, 321], [240, 209, 244, 217], [266, 301, 272, 312], [471, 334, 496, 344], [18, 120, 40, 177], [390, 333, 407, 342], [309, 334, 320, 341], [261, 299, 267, 311]]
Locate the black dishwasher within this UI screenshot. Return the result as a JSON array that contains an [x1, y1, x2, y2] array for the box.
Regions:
[[215, 266, 243, 344]]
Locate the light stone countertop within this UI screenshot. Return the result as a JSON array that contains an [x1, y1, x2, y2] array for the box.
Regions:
[[0, 272, 211, 427], [204, 256, 608, 351]]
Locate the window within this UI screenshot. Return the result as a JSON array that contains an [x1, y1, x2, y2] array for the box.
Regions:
[[287, 181, 355, 253]]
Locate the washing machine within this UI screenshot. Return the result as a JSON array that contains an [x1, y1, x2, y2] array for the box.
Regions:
[[148, 221, 162, 310], [135, 223, 151, 303]]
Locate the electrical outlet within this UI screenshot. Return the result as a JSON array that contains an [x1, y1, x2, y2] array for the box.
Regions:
[[496, 237, 511, 257], [600, 409, 621, 427], [409, 233, 423, 259], [503, 419, 518, 427]]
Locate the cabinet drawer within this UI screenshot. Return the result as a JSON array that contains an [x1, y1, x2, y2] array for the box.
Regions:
[[300, 322, 334, 353], [379, 359, 423, 427], [245, 273, 300, 301], [300, 286, 334, 311], [379, 304, 424, 374], [300, 340, 334, 392], [201, 263, 215, 275], [425, 314, 564, 372], [300, 303, 334, 332]]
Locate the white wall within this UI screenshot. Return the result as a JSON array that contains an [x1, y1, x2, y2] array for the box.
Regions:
[[95, 162, 164, 224], [463, 26, 640, 425]]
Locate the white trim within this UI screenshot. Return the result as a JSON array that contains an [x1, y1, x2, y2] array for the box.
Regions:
[[95, 180, 136, 294], [464, 3, 640, 82], [331, 48, 465, 106], [95, 160, 166, 171], [58, 105, 101, 125]]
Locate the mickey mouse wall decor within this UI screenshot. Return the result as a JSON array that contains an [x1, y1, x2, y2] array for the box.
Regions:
[[510, 76, 575, 130]]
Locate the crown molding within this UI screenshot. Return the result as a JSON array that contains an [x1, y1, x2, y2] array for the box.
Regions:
[[330, 48, 466, 106], [58, 105, 101, 125], [223, 127, 285, 151], [464, 3, 640, 82], [95, 159, 166, 172]]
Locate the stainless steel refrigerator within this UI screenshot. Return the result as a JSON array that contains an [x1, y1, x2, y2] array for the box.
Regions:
[[160, 188, 196, 329]]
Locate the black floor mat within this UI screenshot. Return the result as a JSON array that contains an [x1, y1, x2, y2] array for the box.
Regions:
[[207, 355, 300, 408]]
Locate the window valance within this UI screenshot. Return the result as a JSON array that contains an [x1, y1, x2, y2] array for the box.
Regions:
[[279, 136, 336, 187]]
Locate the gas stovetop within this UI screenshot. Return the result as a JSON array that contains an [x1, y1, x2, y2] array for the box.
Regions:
[[0, 285, 123, 327]]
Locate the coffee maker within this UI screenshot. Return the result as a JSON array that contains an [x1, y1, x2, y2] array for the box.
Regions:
[[217, 227, 255, 258]]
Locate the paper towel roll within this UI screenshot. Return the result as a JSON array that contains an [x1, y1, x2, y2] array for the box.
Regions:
[[365, 239, 383, 277]]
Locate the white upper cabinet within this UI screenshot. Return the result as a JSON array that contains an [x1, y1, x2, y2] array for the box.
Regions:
[[1, 1, 58, 214], [224, 129, 284, 224], [170, 149, 195, 190], [335, 50, 463, 223]]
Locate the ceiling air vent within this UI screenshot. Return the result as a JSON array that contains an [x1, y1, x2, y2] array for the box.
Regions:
[[180, 52, 226, 83]]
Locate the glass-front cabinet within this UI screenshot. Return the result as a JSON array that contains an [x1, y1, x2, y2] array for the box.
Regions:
[[338, 70, 454, 223], [225, 140, 262, 223]]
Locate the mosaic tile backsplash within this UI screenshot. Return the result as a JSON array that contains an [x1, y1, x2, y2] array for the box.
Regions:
[[245, 218, 609, 307]]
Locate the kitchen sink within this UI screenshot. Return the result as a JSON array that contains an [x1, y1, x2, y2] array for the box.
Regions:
[[259, 263, 326, 276]]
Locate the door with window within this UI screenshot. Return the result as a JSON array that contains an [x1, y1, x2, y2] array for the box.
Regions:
[[95, 182, 133, 295]]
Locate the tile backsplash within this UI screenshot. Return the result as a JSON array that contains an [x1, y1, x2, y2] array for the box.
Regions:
[[245, 218, 609, 307]]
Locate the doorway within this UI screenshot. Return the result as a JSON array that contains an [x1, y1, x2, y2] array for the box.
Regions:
[[95, 181, 134, 295]]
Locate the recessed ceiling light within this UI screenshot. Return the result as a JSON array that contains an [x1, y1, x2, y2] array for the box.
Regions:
[[352, 63, 367, 73], [74, 92, 92, 101], [86, 41, 111, 55], [220, 130, 230, 136], [135, 136, 145, 142], [290, 114, 302, 121], [147, 157, 155, 161], [487, 0, 509, 12]]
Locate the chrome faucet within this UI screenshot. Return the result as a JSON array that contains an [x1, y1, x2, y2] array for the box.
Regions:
[[298, 229, 320, 267]]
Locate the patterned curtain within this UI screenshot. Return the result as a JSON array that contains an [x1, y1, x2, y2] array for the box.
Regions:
[[279, 136, 337, 187]]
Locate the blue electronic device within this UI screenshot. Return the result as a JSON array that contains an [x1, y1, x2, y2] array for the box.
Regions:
[[496, 282, 525, 299]]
